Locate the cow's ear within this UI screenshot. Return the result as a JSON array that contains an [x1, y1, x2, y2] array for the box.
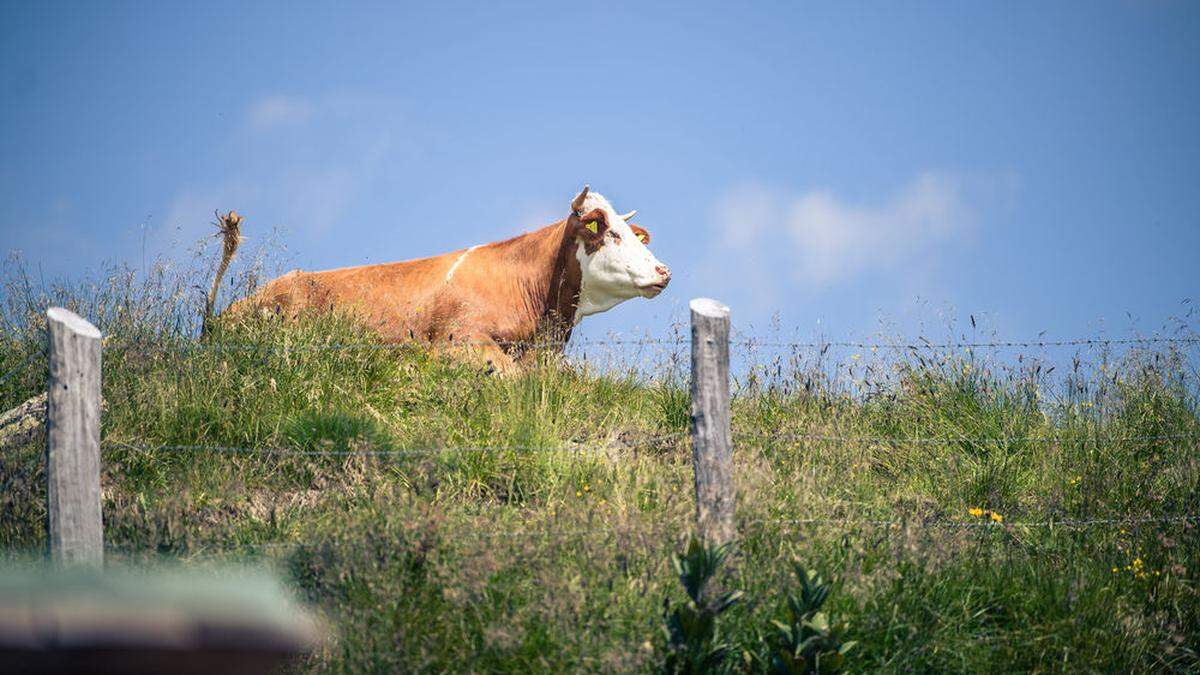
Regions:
[[629, 224, 651, 245], [572, 208, 609, 243]]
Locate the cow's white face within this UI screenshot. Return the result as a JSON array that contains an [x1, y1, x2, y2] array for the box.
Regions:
[[570, 189, 671, 323]]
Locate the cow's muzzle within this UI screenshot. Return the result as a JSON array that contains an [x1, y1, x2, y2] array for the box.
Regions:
[[640, 266, 671, 297]]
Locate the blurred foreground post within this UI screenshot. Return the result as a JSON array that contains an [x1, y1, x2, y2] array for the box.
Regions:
[[45, 307, 103, 566], [0, 568, 322, 674], [689, 298, 734, 545]]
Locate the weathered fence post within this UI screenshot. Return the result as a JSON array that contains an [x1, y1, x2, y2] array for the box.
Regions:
[[689, 298, 734, 545], [45, 307, 103, 566]]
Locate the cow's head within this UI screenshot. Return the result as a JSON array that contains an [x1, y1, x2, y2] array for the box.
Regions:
[[568, 185, 671, 323]]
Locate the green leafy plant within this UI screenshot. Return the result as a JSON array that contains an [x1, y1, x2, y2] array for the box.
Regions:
[[760, 562, 855, 674], [661, 537, 744, 674]]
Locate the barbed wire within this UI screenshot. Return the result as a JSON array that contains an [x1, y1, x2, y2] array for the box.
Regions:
[[750, 514, 1200, 530], [458, 527, 618, 539], [733, 336, 1200, 350], [735, 430, 1200, 445], [139, 513, 1200, 554], [101, 433, 687, 457], [184, 523, 680, 552], [99, 429, 1199, 457], [97, 334, 1200, 355], [104, 336, 683, 353], [0, 350, 45, 385]]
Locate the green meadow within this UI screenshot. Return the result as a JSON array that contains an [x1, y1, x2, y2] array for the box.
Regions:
[[1, 255, 1197, 673]]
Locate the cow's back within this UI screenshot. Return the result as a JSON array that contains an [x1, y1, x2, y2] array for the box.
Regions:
[[232, 252, 466, 341]]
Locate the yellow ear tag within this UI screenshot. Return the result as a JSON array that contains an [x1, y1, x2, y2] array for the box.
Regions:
[[637, 233, 648, 244], [585, 221, 598, 234]]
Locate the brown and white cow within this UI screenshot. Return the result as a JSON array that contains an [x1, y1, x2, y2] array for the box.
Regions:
[[226, 186, 671, 371]]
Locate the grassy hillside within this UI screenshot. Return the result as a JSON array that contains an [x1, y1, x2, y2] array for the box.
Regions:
[[1, 256, 1198, 672]]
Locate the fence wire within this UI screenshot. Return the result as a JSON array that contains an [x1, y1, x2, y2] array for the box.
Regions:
[[99, 333, 1200, 355], [101, 432, 688, 457], [240, 529, 614, 549], [750, 514, 1200, 530], [160, 513, 1200, 554], [0, 350, 45, 385], [105, 336, 683, 353], [733, 336, 1200, 350], [100, 428, 1199, 458], [736, 431, 1200, 445]]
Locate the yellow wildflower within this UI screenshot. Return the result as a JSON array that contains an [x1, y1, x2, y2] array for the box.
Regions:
[[990, 512, 1003, 523], [968, 507, 985, 517], [576, 490, 583, 498]]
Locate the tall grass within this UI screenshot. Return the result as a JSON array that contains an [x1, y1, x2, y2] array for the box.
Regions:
[[1, 251, 1198, 672]]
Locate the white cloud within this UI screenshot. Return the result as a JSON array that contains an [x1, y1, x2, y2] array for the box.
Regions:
[[246, 95, 313, 130], [715, 172, 976, 286], [157, 92, 402, 251]]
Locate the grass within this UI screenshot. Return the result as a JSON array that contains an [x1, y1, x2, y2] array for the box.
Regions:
[[1, 252, 1198, 672]]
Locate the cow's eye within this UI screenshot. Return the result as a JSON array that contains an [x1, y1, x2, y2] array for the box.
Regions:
[[608, 230, 620, 241]]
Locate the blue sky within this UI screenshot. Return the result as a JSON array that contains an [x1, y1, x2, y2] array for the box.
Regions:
[[2, 1, 1198, 345]]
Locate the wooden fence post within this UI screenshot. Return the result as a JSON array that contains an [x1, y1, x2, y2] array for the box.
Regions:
[[689, 298, 734, 545], [45, 307, 104, 566]]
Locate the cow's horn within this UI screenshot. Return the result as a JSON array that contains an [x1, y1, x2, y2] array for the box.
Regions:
[[572, 185, 590, 213], [619, 210, 637, 221]]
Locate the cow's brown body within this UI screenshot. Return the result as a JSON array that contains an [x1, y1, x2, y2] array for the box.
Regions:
[[232, 218, 583, 369]]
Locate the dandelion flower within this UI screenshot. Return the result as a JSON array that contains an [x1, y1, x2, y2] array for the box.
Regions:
[[968, 507, 985, 517], [576, 490, 583, 498], [990, 512, 1003, 523]]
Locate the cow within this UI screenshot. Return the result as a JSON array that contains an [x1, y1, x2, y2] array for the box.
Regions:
[[215, 186, 671, 372]]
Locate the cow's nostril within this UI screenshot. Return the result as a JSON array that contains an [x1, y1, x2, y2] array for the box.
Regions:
[[655, 265, 670, 279]]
